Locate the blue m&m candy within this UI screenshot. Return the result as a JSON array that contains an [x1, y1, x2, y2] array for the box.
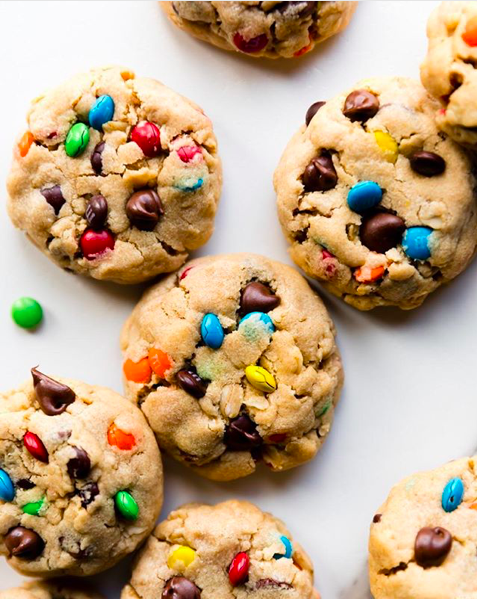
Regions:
[[402, 227, 432, 260], [347, 181, 382, 213], [0, 469, 15, 502], [239, 312, 275, 334], [201, 313, 224, 349], [89, 95, 115, 131], [441, 477, 464, 513], [273, 535, 293, 560]]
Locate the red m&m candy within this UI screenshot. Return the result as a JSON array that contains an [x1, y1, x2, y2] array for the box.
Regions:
[[24, 432, 48, 463], [228, 552, 249, 586], [131, 122, 161, 157], [177, 146, 202, 163], [80, 229, 115, 260]]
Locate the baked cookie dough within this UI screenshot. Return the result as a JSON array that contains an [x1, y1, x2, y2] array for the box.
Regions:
[[121, 253, 343, 481], [121, 500, 319, 598], [0, 369, 163, 577], [161, 1, 356, 59], [274, 76, 477, 310], [7, 66, 222, 284], [369, 456, 477, 599], [421, 1, 477, 148], [0, 581, 103, 599]]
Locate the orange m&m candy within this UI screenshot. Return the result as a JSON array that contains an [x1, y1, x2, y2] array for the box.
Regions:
[[107, 423, 136, 450], [148, 348, 172, 378], [354, 264, 385, 283], [462, 16, 477, 46], [123, 357, 152, 383], [18, 131, 34, 157]]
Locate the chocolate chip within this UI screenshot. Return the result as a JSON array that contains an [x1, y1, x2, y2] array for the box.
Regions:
[[78, 482, 99, 508], [225, 415, 262, 451], [343, 90, 380, 122], [360, 212, 405, 253], [126, 190, 164, 231], [85, 195, 108, 230], [177, 370, 207, 399], [240, 282, 280, 315], [373, 513, 382, 523], [162, 576, 201, 599], [303, 153, 337, 192], [305, 101, 325, 126], [256, 579, 293, 589], [414, 527, 452, 568], [91, 141, 105, 174], [31, 368, 75, 416], [409, 151, 446, 177], [67, 447, 91, 479], [4, 527, 45, 560], [40, 185, 65, 215], [16, 479, 35, 490]]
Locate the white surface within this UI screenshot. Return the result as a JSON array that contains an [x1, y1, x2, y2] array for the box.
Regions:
[[1, 1, 475, 597]]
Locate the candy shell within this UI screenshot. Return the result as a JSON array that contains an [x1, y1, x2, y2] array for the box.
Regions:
[[347, 181, 382, 213], [148, 348, 172, 378], [273, 535, 293, 559], [402, 227, 433, 260], [65, 123, 90, 157], [11, 297, 43, 329], [201, 314, 224, 349], [442, 477, 464, 513], [168, 545, 196, 570], [0, 469, 15, 502], [245, 365, 276, 393], [89, 95, 115, 131], [114, 490, 139, 521], [239, 312, 275, 334]]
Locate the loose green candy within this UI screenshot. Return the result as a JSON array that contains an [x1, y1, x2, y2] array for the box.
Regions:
[[65, 123, 90, 157], [22, 497, 45, 516], [11, 297, 43, 329], [114, 490, 139, 521]]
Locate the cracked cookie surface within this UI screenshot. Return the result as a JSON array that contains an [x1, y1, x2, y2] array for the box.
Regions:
[[0, 370, 163, 577], [369, 456, 477, 599], [421, 2, 477, 148], [7, 66, 222, 284], [0, 580, 103, 599], [121, 500, 319, 598], [161, 1, 356, 59], [274, 76, 477, 310], [120, 253, 343, 481]]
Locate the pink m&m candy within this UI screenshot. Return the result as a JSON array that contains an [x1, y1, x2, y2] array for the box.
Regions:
[[177, 146, 202, 163]]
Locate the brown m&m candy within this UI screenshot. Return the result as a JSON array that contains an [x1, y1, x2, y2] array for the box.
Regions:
[[409, 151, 446, 177], [177, 370, 207, 399], [360, 212, 405, 253], [85, 195, 108, 230], [67, 447, 91, 479], [91, 141, 105, 174], [343, 89, 380, 122]]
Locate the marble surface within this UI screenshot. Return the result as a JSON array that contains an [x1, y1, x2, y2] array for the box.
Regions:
[[1, 1, 475, 598]]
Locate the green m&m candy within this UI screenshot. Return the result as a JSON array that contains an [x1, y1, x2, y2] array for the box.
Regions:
[[65, 122, 90, 157], [11, 297, 43, 329], [114, 490, 139, 521], [22, 497, 46, 516]]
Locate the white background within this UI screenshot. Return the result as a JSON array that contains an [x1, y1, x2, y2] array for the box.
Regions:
[[1, 1, 474, 598]]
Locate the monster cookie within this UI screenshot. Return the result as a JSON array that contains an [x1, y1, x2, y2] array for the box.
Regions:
[[0, 369, 163, 576], [274, 77, 477, 310], [7, 66, 222, 284], [161, 1, 356, 59], [121, 253, 343, 481], [368, 456, 477, 599], [0, 581, 103, 599], [121, 500, 319, 598], [421, 2, 477, 148]]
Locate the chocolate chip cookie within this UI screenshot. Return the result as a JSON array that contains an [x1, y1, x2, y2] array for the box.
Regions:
[[0, 369, 163, 576], [120, 253, 343, 481], [161, 1, 356, 59], [7, 66, 222, 284], [274, 76, 477, 310], [0, 581, 103, 599], [369, 456, 477, 599], [421, 2, 477, 148], [121, 500, 319, 598]]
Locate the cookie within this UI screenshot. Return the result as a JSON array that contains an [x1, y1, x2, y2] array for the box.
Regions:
[[274, 76, 477, 310], [121, 500, 319, 598], [0, 369, 163, 577], [421, 2, 477, 148], [368, 456, 477, 599], [161, 1, 356, 59], [0, 581, 103, 599], [7, 66, 222, 284], [120, 253, 343, 481]]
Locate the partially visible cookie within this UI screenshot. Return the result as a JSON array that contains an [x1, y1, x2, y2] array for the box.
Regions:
[[121, 253, 343, 481], [7, 66, 221, 284], [0, 369, 163, 577], [161, 1, 357, 59], [369, 456, 477, 599], [0, 580, 103, 599], [421, 1, 477, 147], [121, 500, 319, 598], [274, 76, 477, 310]]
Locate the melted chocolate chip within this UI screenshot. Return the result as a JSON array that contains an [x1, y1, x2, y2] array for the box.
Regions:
[[373, 513, 382, 523], [67, 447, 91, 479], [5, 527, 45, 560], [305, 101, 325, 126], [343, 90, 380, 122], [409, 151, 446, 177], [40, 185, 65, 215], [177, 370, 207, 399], [16, 479, 35, 490], [240, 282, 280, 314], [303, 153, 337, 192], [225, 415, 262, 451], [162, 576, 201, 598], [31, 368, 75, 416], [85, 195, 108, 230], [91, 141, 105, 174], [78, 482, 99, 508], [126, 190, 164, 231], [414, 527, 452, 568], [360, 212, 405, 253]]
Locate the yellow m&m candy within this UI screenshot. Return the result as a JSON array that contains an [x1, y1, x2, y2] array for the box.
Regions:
[[373, 130, 398, 163], [245, 365, 276, 393], [167, 545, 196, 570]]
